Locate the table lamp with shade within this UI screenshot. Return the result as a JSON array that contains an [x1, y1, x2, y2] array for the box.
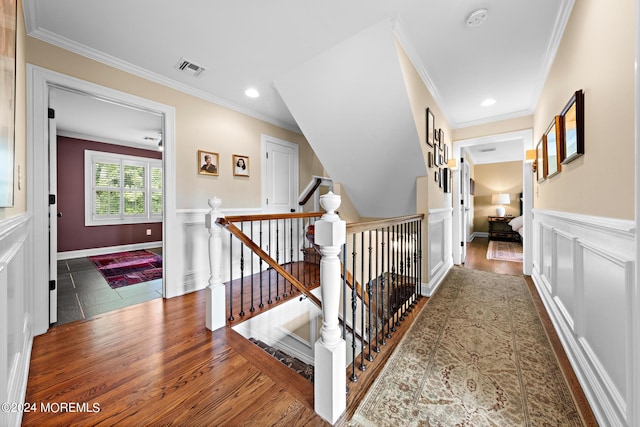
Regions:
[[491, 193, 511, 217]]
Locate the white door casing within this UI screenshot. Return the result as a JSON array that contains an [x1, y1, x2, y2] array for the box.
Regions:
[[27, 65, 176, 334], [48, 110, 57, 323]]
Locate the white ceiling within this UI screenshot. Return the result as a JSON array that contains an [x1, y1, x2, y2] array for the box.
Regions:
[[24, 0, 574, 147]]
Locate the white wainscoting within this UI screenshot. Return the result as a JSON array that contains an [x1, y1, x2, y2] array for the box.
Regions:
[[531, 209, 637, 427], [425, 208, 453, 296], [172, 207, 268, 298], [0, 214, 33, 427]]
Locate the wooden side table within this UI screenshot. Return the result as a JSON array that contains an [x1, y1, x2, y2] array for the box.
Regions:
[[488, 216, 520, 241]]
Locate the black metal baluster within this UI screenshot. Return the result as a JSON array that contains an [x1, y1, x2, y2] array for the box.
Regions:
[[268, 220, 273, 305], [342, 242, 347, 341], [399, 223, 405, 321], [381, 227, 388, 343], [419, 219, 423, 298], [259, 220, 264, 308], [350, 233, 358, 382], [366, 229, 374, 362], [392, 224, 399, 330], [228, 233, 234, 321], [373, 228, 380, 353], [250, 221, 255, 312], [239, 222, 245, 317], [359, 232, 366, 372], [289, 217, 294, 295]]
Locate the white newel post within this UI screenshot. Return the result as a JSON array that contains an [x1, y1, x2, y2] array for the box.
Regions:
[[205, 197, 226, 331], [314, 192, 346, 424]]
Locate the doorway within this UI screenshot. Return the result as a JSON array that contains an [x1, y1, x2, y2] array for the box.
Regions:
[[451, 129, 533, 275], [50, 86, 165, 325], [27, 65, 177, 335]]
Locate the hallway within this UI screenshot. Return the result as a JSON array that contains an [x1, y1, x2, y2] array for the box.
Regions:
[[23, 239, 596, 426]]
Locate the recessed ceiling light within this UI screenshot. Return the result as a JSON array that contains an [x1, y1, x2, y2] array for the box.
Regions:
[[466, 8, 488, 27], [245, 88, 260, 98], [481, 98, 496, 107]]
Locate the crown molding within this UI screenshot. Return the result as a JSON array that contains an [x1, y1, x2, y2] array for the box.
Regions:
[[22, 1, 301, 134]]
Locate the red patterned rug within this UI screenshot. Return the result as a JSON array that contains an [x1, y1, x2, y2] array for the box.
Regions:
[[89, 250, 162, 289]]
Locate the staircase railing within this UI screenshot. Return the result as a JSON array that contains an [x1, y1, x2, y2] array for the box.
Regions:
[[342, 214, 423, 384], [216, 212, 323, 317], [204, 195, 424, 423]]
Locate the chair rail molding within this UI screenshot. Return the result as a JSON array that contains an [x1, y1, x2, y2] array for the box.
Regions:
[[531, 208, 636, 427]]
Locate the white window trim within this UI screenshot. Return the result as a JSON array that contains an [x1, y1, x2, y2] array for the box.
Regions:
[[84, 150, 163, 226]]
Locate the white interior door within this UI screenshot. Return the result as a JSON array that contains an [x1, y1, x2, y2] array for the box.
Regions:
[[460, 158, 471, 263], [48, 108, 57, 323], [263, 135, 298, 214]]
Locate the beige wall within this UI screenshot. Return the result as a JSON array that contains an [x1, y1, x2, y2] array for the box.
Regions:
[[533, 0, 634, 219], [24, 37, 325, 211], [472, 161, 522, 232], [395, 39, 451, 211], [0, 0, 27, 219]]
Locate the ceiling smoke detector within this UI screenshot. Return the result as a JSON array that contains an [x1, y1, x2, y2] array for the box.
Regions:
[[466, 8, 488, 27]]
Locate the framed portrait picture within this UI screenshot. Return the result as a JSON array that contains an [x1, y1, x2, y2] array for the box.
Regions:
[[561, 89, 584, 164], [233, 154, 250, 177], [536, 138, 546, 183], [0, 0, 17, 207], [426, 108, 435, 147], [544, 116, 562, 178], [198, 150, 219, 176]]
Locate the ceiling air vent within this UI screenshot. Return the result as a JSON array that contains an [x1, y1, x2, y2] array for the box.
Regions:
[[174, 58, 206, 77]]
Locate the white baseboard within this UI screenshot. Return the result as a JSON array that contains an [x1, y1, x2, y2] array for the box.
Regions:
[[57, 241, 162, 260]]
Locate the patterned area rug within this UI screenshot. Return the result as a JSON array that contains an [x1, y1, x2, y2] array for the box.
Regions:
[[486, 240, 523, 262], [349, 267, 583, 426], [89, 250, 162, 289]]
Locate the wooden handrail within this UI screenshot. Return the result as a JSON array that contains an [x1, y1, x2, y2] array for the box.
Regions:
[[224, 212, 323, 223], [298, 178, 323, 206], [216, 217, 322, 308], [346, 214, 424, 234]]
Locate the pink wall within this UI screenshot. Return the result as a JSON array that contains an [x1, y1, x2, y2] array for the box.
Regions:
[[57, 136, 163, 253]]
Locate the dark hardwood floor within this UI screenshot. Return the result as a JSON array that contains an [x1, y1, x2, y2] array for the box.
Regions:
[[22, 238, 597, 426]]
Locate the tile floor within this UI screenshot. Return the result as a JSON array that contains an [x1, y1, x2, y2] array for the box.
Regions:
[[54, 247, 163, 326]]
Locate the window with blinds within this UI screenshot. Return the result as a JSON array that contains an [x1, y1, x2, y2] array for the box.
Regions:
[[85, 150, 163, 226]]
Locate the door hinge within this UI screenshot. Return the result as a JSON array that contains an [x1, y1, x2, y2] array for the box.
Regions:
[[49, 194, 56, 205], [48, 108, 55, 119], [49, 280, 56, 291]]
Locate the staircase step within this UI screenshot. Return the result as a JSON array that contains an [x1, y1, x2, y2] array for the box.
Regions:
[[249, 338, 314, 383]]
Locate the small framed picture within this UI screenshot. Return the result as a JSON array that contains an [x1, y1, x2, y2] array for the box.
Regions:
[[536, 138, 546, 183], [544, 116, 562, 178], [561, 89, 585, 164], [426, 108, 435, 147], [198, 150, 219, 176], [233, 154, 250, 177]]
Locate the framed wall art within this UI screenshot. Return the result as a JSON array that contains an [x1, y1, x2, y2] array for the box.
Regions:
[[0, 0, 17, 207], [561, 89, 585, 164], [426, 108, 435, 147], [198, 150, 219, 176], [233, 154, 250, 177], [544, 116, 562, 178], [536, 138, 546, 183]]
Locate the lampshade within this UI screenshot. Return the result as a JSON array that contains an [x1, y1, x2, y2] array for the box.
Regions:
[[491, 193, 511, 217], [525, 149, 536, 162], [491, 193, 511, 205]]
